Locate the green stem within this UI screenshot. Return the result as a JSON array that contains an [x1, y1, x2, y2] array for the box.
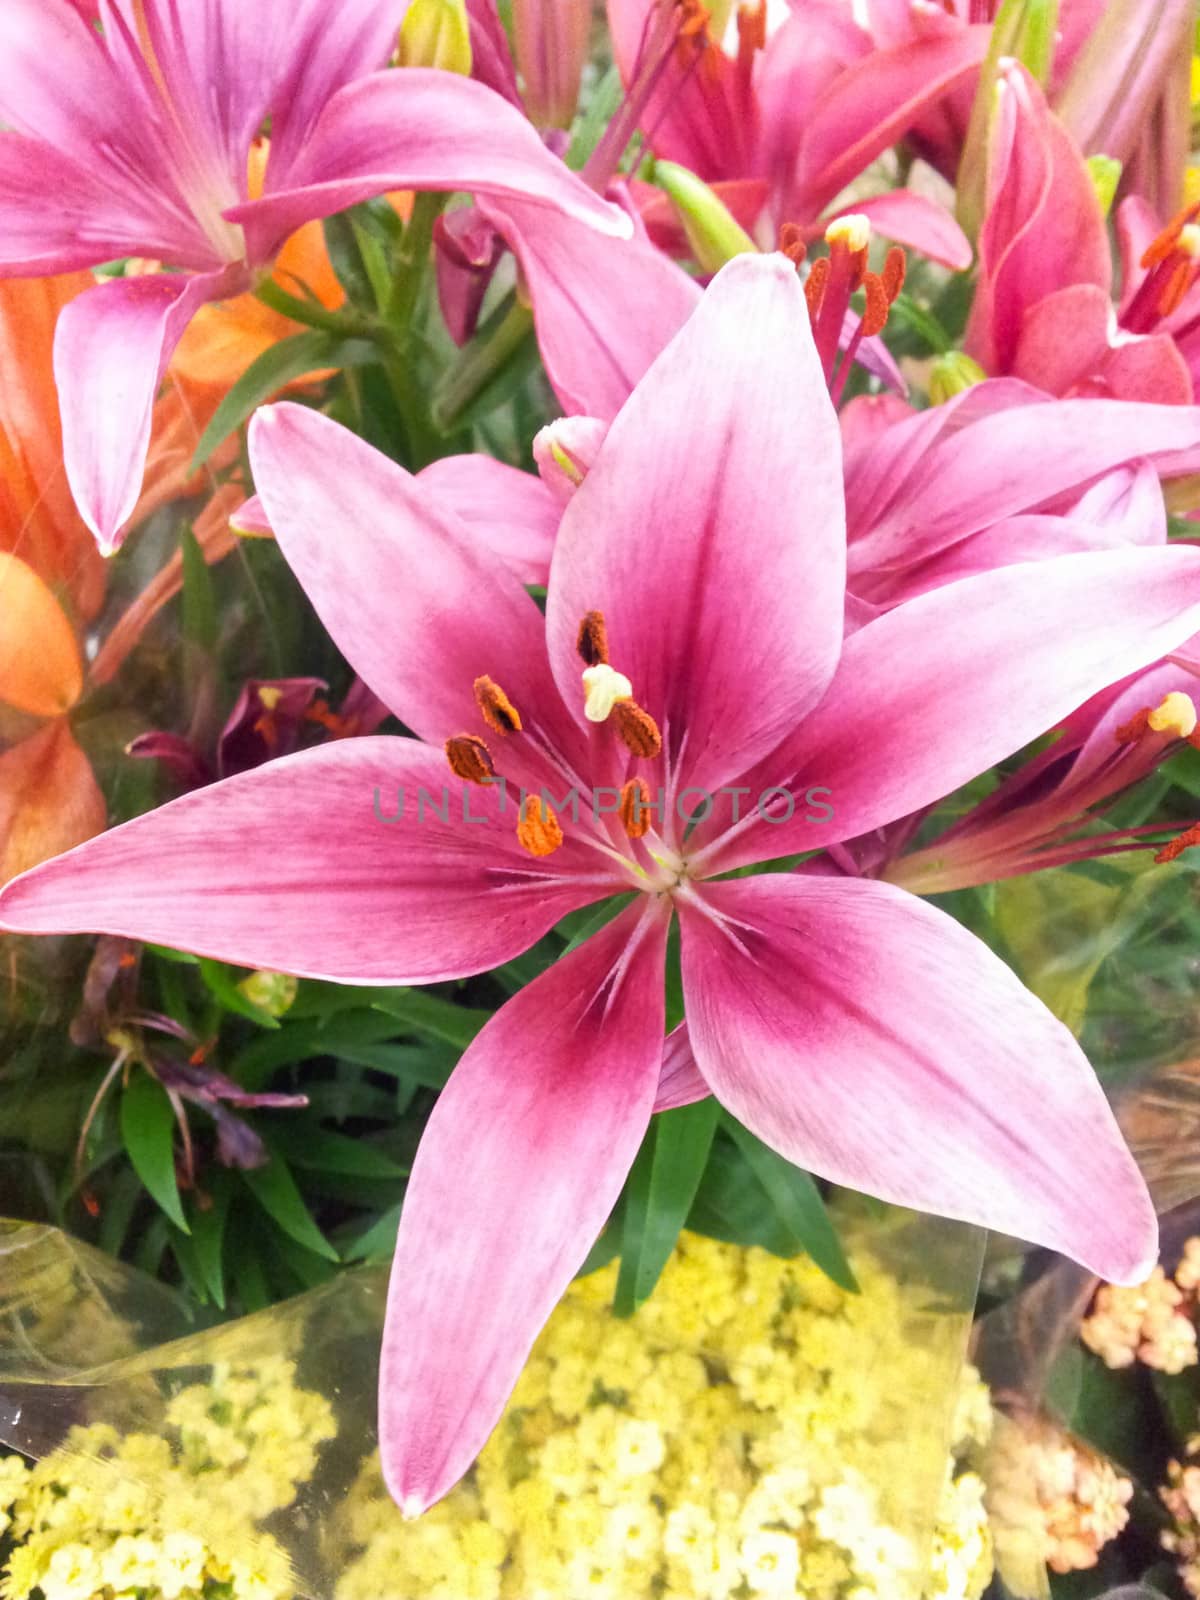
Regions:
[[386, 192, 446, 335], [431, 295, 537, 434], [254, 278, 375, 338]]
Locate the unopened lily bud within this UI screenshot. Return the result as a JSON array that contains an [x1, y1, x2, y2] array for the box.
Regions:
[[1086, 155, 1123, 217], [398, 0, 472, 74], [238, 970, 299, 1018], [957, 0, 1059, 238], [653, 160, 758, 274], [533, 416, 607, 505], [928, 351, 987, 405], [513, 0, 591, 128]]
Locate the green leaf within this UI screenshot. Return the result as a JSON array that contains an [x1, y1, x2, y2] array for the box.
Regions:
[[431, 296, 539, 433], [242, 1153, 339, 1261], [97, 1166, 144, 1257], [612, 1099, 721, 1315], [188, 332, 379, 471], [197, 958, 281, 1028], [721, 1115, 858, 1292], [556, 895, 635, 957], [168, 1225, 211, 1304], [190, 1173, 233, 1309], [267, 1125, 408, 1179], [565, 63, 623, 169], [197, 953, 281, 1030], [180, 527, 218, 652], [886, 292, 951, 355], [369, 987, 492, 1050], [146, 943, 200, 965], [120, 1074, 189, 1233], [343, 1202, 403, 1263], [228, 1010, 407, 1090]]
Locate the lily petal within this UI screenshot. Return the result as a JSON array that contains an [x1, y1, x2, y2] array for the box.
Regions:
[[966, 63, 1109, 377], [1008, 282, 1113, 395], [546, 253, 845, 796], [830, 190, 971, 271], [248, 405, 580, 765], [416, 454, 561, 587], [54, 265, 244, 554], [480, 192, 701, 421], [0, 720, 106, 883], [0, 133, 173, 274], [680, 875, 1156, 1283], [231, 70, 629, 266], [848, 397, 1200, 572], [793, 30, 989, 217], [0, 738, 610, 982], [705, 544, 1200, 869], [380, 899, 668, 1513], [0, 0, 131, 161], [653, 1021, 709, 1112], [1055, 0, 1194, 168], [0, 554, 82, 716]]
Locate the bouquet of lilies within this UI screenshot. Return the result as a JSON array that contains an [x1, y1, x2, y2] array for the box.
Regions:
[[2, 0, 1200, 1591]]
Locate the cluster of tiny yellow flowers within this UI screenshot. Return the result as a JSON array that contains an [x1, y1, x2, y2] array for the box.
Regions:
[[1081, 1241, 1200, 1373], [333, 1231, 994, 1600], [0, 1357, 335, 1600], [985, 1413, 1132, 1574]]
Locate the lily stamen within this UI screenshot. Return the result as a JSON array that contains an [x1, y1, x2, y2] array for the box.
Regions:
[[474, 675, 523, 734], [445, 734, 497, 784], [1156, 821, 1200, 865], [576, 610, 611, 667], [517, 795, 564, 857], [620, 777, 653, 838], [613, 699, 663, 758]]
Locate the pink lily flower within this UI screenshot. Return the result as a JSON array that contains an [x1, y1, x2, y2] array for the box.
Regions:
[[604, 0, 979, 264], [858, 0, 1185, 201], [237, 445, 562, 587], [885, 655, 1200, 895], [541, 372, 1200, 614], [964, 62, 1193, 403], [5, 255, 1200, 1512], [1112, 197, 1200, 402], [0, 0, 627, 554], [838, 376, 1200, 611], [1054, 0, 1194, 217]]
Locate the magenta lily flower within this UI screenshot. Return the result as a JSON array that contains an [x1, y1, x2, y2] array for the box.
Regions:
[[540, 370, 1200, 614], [964, 62, 1193, 403], [885, 655, 1200, 895], [604, 0, 979, 265], [5, 254, 1200, 1513], [838, 376, 1200, 610], [0, 0, 627, 554]]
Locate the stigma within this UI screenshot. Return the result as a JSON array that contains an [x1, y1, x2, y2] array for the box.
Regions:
[[1148, 692, 1198, 739], [582, 663, 634, 721]]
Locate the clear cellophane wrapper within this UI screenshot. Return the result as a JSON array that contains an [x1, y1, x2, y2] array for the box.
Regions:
[[0, 1203, 985, 1600]]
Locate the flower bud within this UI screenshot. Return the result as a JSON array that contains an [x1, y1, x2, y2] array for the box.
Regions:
[[653, 161, 758, 275], [957, 0, 1060, 239], [238, 970, 299, 1018], [398, 0, 472, 75], [532, 417, 608, 505], [1086, 154, 1123, 217], [928, 351, 987, 406], [513, 0, 591, 128]]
